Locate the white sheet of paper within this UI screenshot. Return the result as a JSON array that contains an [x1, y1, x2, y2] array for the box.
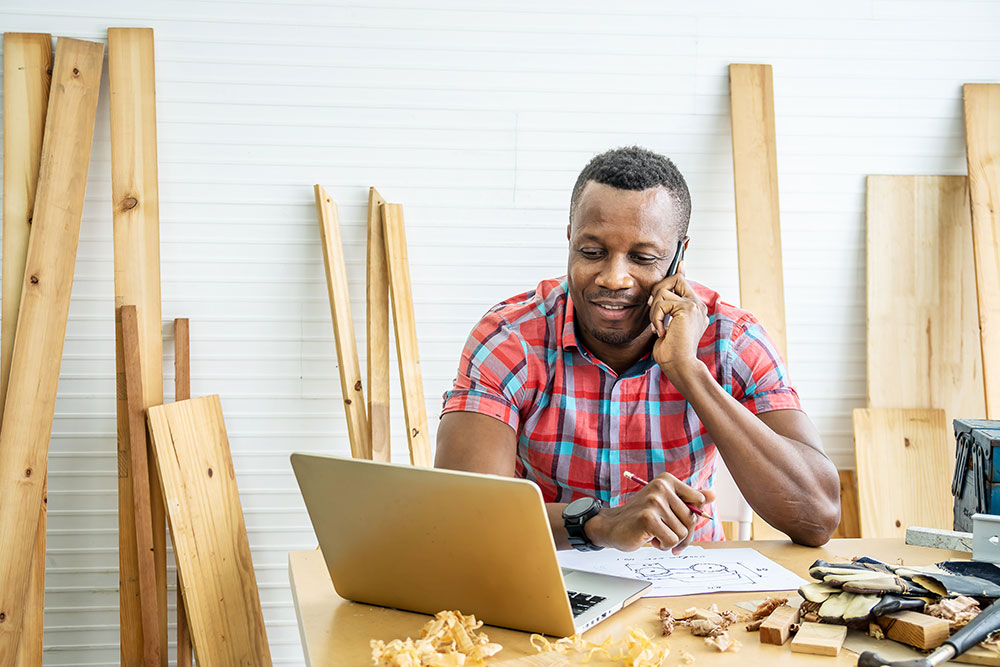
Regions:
[[558, 547, 807, 597]]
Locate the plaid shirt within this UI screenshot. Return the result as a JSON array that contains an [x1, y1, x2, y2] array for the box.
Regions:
[[441, 277, 801, 541]]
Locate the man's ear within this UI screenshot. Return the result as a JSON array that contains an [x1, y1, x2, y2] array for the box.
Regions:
[[682, 235, 691, 252], [566, 224, 572, 241]]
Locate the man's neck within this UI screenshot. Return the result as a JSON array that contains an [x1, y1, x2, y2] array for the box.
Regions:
[[578, 328, 655, 376]]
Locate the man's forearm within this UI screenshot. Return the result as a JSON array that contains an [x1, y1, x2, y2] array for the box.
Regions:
[[667, 360, 840, 546]]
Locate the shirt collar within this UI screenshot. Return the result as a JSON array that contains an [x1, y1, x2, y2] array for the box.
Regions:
[[562, 292, 579, 352]]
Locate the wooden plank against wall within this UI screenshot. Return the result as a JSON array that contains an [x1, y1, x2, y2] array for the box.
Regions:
[[147, 396, 272, 667], [382, 203, 432, 467], [2, 32, 52, 667], [174, 318, 193, 667], [120, 306, 161, 666], [729, 63, 788, 541], [866, 175, 985, 421], [964, 84, 1000, 419], [109, 27, 167, 665], [314, 185, 371, 460], [0, 37, 103, 663], [367, 187, 391, 462], [852, 408, 953, 538]]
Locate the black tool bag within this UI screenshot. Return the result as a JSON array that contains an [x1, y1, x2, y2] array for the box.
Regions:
[[953, 419, 1000, 532]]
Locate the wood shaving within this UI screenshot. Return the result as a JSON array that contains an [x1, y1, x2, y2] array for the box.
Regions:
[[750, 598, 788, 620], [744, 619, 764, 632], [926, 596, 980, 629], [868, 622, 885, 640], [704, 631, 741, 653], [531, 627, 669, 667], [370, 610, 502, 666], [802, 611, 820, 623], [675, 607, 699, 620], [678, 649, 695, 664], [659, 608, 675, 637], [688, 619, 725, 637], [789, 623, 800, 634]]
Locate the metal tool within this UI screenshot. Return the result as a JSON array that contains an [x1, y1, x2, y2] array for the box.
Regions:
[[857, 597, 1000, 666]]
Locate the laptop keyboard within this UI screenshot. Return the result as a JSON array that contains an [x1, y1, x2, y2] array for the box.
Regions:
[[567, 590, 606, 617]]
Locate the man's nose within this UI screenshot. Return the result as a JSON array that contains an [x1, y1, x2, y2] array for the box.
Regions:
[[595, 255, 634, 291]]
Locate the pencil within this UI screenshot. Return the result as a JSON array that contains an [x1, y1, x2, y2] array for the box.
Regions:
[[622, 471, 715, 520]]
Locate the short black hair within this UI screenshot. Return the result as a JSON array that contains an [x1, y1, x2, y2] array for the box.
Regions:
[[569, 146, 692, 235]]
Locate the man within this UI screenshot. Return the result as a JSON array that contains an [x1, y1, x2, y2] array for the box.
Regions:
[[436, 146, 840, 553]]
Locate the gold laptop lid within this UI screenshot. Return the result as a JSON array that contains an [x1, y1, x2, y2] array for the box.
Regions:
[[291, 453, 577, 636]]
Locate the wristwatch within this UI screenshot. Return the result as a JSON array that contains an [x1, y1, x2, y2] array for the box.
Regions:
[[563, 496, 604, 552]]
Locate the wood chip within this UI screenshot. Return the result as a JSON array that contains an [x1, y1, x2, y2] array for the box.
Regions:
[[751, 597, 789, 620], [659, 607, 675, 637], [745, 619, 764, 632], [705, 631, 742, 652], [925, 596, 980, 629], [689, 619, 725, 637]]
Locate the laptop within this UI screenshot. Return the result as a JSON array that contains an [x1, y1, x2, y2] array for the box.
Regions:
[[290, 453, 650, 636]]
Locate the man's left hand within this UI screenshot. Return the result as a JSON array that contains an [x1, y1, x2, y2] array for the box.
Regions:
[[648, 261, 709, 380]]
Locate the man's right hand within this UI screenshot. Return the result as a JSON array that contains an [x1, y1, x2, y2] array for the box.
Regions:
[[583, 473, 717, 554]]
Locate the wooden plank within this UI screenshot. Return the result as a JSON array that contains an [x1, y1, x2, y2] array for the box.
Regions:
[[789, 621, 847, 656], [905, 526, 973, 552], [2, 32, 52, 667], [367, 187, 391, 462], [174, 318, 193, 667], [853, 408, 953, 538], [758, 604, 799, 645], [382, 203, 432, 467], [729, 63, 788, 362], [831, 469, 861, 539], [0, 36, 103, 663], [147, 396, 272, 667], [729, 63, 789, 544], [866, 175, 985, 422], [314, 185, 371, 460], [109, 27, 167, 665], [964, 84, 1000, 419], [876, 610, 950, 650], [120, 306, 161, 666]]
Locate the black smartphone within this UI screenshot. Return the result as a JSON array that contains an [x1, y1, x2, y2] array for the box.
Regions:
[[666, 239, 685, 278]]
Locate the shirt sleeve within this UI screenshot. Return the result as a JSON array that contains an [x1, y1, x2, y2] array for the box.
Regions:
[[441, 311, 528, 431], [728, 314, 802, 414]]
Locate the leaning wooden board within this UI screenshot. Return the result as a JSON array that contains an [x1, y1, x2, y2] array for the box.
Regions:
[[964, 84, 1000, 420], [865, 175, 985, 423], [1, 32, 52, 667], [314, 185, 371, 460], [147, 395, 272, 666], [109, 27, 167, 665], [853, 408, 953, 538], [0, 37, 103, 663], [367, 187, 391, 462], [728, 63, 788, 542], [174, 318, 193, 667], [382, 203, 432, 467]]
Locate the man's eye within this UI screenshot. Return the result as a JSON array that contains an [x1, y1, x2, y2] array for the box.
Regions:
[[631, 254, 657, 264], [579, 249, 604, 259]]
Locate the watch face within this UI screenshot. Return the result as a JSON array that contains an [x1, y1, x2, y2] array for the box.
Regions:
[[565, 496, 595, 518]]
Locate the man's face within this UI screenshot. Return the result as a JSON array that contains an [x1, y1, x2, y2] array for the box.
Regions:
[[567, 181, 685, 356]]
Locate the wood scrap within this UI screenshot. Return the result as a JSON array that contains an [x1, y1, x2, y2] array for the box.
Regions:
[[876, 610, 951, 650], [790, 622, 847, 657], [109, 27, 167, 664], [926, 595, 980, 629], [147, 395, 272, 666], [0, 37, 103, 664], [704, 632, 741, 652], [174, 317, 192, 667], [2, 31, 52, 667], [759, 604, 800, 645], [314, 185, 371, 460]]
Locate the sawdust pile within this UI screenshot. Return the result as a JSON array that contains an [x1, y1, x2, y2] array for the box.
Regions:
[[370, 610, 502, 666]]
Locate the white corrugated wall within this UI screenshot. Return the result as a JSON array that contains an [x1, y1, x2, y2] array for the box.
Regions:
[[0, 0, 995, 663]]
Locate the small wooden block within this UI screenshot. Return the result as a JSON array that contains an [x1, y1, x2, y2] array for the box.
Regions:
[[790, 622, 847, 656], [759, 605, 800, 645], [876, 610, 950, 650]]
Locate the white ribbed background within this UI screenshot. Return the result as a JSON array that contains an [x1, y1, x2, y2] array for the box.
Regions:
[[0, 1, 996, 663]]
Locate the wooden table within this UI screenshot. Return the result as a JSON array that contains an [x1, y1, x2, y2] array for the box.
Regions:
[[289, 539, 966, 665]]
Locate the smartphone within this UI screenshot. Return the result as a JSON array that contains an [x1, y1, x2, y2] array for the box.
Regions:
[[666, 239, 685, 278]]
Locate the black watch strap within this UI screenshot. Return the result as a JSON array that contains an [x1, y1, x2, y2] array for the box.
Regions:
[[563, 497, 604, 552]]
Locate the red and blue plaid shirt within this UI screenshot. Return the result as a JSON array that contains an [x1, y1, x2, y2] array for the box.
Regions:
[[441, 277, 801, 541]]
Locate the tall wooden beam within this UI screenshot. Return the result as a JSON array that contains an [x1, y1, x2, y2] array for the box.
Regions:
[[964, 84, 1000, 419], [382, 203, 432, 467], [2, 32, 52, 667], [729, 63, 787, 541], [109, 27, 167, 665], [367, 188, 391, 462], [314, 185, 371, 459], [174, 318, 193, 667], [120, 306, 161, 666], [0, 37, 103, 663]]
